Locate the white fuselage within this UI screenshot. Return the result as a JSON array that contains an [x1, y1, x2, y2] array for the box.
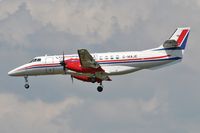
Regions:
[[8, 48, 182, 77]]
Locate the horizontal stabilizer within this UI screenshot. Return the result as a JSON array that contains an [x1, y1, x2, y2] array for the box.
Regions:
[[163, 40, 177, 48]]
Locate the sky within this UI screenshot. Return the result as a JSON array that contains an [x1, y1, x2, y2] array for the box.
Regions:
[[0, 0, 200, 133]]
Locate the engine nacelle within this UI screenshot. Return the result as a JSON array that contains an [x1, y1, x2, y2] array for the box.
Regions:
[[65, 59, 103, 73]]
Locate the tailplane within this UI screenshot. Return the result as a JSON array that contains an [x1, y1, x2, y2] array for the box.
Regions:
[[156, 27, 190, 56]]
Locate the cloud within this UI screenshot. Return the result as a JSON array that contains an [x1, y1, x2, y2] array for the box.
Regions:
[[91, 90, 168, 121], [0, 3, 42, 47], [0, 0, 156, 44], [25, 0, 152, 43], [0, 93, 83, 133], [0, 0, 23, 20]]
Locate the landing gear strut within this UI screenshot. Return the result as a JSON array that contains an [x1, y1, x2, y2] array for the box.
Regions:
[[97, 82, 103, 92], [24, 76, 30, 89]]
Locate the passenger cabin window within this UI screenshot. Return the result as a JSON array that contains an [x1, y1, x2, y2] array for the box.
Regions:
[[37, 58, 41, 62], [110, 55, 114, 60], [99, 56, 103, 60], [105, 56, 108, 60], [116, 55, 119, 59], [127, 55, 131, 58]]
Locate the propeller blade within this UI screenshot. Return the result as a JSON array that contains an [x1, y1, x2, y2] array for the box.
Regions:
[[63, 52, 66, 71], [59, 51, 66, 73]]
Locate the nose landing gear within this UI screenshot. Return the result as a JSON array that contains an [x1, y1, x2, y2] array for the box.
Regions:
[[24, 76, 30, 89]]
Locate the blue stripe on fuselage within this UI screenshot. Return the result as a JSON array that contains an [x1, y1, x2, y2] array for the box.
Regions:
[[153, 47, 182, 51], [98, 57, 181, 65]]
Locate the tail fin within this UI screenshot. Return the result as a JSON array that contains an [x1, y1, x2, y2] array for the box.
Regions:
[[150, 27, 190, 70], [156, 27, 190, 51], [168, 27, 190, 49], [154, 27, 190, 61]]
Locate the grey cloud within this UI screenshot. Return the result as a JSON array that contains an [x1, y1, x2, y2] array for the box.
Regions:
[[0, 3, 42, 48], [25, 0, 153, 43], [1, 0, 158, 45], [0, 0, 23, 20], [0, 93, 82, 133]]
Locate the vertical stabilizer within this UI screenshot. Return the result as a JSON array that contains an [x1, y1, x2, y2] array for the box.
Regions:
[[169, 27, 190, 49], [153, 27, 190, 61]]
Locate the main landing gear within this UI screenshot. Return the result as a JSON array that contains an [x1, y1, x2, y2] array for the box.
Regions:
[[97, 82, 103, 92], [24, 76, 30, 89]]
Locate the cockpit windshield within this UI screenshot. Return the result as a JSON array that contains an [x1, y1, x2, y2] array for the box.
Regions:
[[29, 58, 41, 63]]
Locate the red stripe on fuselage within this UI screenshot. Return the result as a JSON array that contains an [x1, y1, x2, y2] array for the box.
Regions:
[[177, 29, 188, 47], [16, 55, 170, 71], [97, 55, 170, 63]]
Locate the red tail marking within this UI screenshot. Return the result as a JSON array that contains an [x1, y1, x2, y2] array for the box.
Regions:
[[177, 29, 188, 47]]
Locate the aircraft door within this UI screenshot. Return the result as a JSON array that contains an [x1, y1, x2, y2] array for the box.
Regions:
[[45, 57, 54, 74]]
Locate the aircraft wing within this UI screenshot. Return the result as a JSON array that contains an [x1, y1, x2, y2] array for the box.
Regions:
[[78, 49, 100, 68], [77, 49, 111, 81]]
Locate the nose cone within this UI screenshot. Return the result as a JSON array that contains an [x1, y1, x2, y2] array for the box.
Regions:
[[8, 65, 27, 76], [8, 69, 18, 76]]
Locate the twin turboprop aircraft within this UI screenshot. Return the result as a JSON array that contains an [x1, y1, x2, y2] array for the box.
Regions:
[[8, 27, 190, 92]]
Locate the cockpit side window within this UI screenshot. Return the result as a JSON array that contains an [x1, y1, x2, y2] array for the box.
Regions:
[[29, 59, 35, 63], [29, 58, 41, 63], [33, 59, 36, 62]]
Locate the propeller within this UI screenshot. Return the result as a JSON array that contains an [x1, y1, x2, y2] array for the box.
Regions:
[[60, 52, 66, 74]]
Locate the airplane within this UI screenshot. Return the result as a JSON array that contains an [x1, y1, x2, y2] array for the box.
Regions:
[[8, 27, 190, 92]]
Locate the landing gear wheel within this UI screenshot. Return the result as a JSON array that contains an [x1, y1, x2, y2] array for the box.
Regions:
[[24, 84, 30, 89], [97, 86, 103, 92]]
